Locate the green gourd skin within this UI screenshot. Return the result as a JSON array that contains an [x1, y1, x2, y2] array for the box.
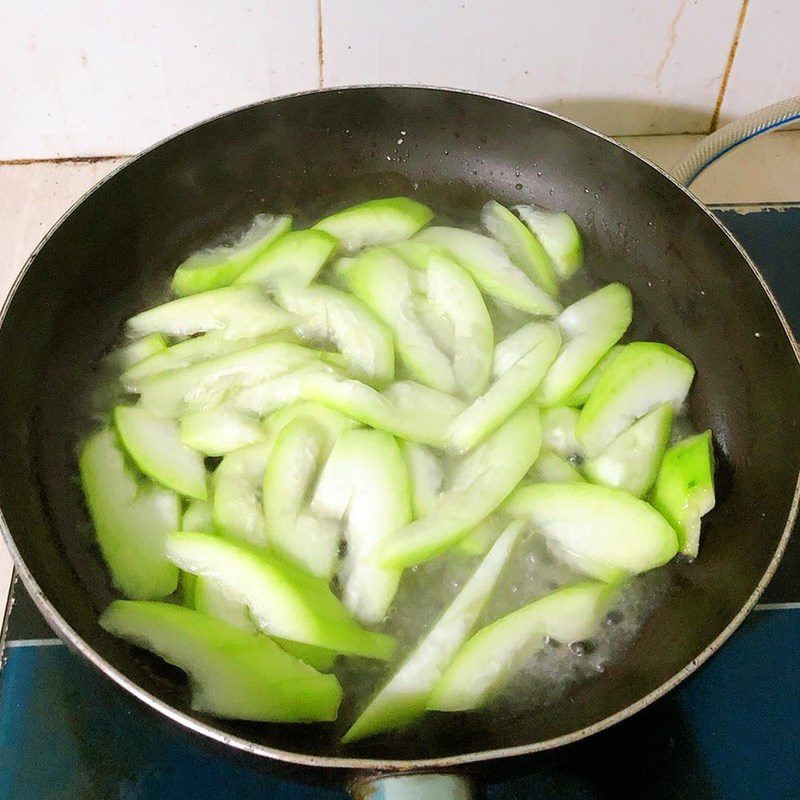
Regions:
[[652, 430, 716, 557]]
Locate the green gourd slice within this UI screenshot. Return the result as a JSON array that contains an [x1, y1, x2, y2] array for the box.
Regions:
[[504, 482, 678, 582], [416, 226, 561, 316], [128, 285, 296, 341], [480, 200, 558, 297], [165, 532, 395, 660], [584, 402, 672, 497], [114, 405, 207, 500], [536, 283, 632, 407], [171, 214, 292, 296], [313, 197, 433, 252], [576, 342, 694, 458], [235, 229, 337, 290], [79, 428, 179, 599], [100, 600, 341, 722], [652, 431, 715, 557], [311, 429, 412, 624]]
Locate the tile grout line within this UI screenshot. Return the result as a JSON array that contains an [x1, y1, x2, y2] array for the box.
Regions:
[[709, 0, 750, 132], [316, 0, 324, 89], [0, 155, 130, 166]]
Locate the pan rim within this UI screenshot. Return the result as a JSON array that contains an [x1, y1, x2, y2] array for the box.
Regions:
[[1, 83, 798, 771]]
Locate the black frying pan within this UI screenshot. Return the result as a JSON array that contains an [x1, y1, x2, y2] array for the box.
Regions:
[[1, 87, 798, 794]]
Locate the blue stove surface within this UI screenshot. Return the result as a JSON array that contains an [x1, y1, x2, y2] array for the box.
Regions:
[[2, 207, 799, 800]]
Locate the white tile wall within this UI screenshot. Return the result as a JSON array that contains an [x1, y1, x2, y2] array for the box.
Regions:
[[0, 0, 319, 160], [320, 0, 743, 136], [4, 0, 794, 160], [718, 0, 800, 124]]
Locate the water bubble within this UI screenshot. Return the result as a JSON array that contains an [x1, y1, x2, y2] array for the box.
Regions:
[[515, 170, 521, 177], [515, 183, 523, 190]]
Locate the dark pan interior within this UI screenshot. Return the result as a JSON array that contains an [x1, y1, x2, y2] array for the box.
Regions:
[[0, 87, 798, 765]]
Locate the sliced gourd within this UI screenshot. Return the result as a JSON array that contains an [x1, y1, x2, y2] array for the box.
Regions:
[[529, 450, 584, 483], [182, 500, 215, 533], [505, 482, 678, 582], [193, 574, 255, 630], [448, 322, 559, 452], [342, 520, 522, 742], [235, 229, 337, 290], [382, 380, 465, 433], [514, 206, 583, 280], [392, 242, 494, 398], [429, 581, 614, 711], [192, 576, 336, 671], [99, 600, 341, 722], [562, 345, 623, 408], [480, 200, 558, 297], [280, 284, 394, 385], [577, 342, 695, 458], [180, 406, 265, 456], [114, 405, 207, 500], [165, 532, 395, 660], [652, 431, 715, 558], [584, 402, 672, 497], [171, 214, 291, 296], [79, 428, 179, 599], [263, 400, 359, 444], [313, 197, 433, 252], [345, 247, 456, 394], [493, 321, 554, 379], [137, 342, 319, 417], [378, 405, 541, 567], [212, 443, 270, 546], [121, 332, 270, 391], [416, 226, 561, 316], [106, 333, 167, 373], [233, 370, 464, 448], [455, 516, 504, 556], [312, 429, 411, 624], [263, 418, 340, 579], [541, 406, 581, 458], [536, 283, 632, 407], [128, 285, 296, 341], [402, 442, 443, 518]]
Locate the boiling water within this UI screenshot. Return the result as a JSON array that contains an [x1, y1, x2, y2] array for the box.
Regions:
[[83, 233, 690, 733], [334, 525, 670, 726]]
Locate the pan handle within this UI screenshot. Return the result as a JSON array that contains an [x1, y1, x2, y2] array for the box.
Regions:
[[670, 96, 800, 187], [349, 772, 478, 799]]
